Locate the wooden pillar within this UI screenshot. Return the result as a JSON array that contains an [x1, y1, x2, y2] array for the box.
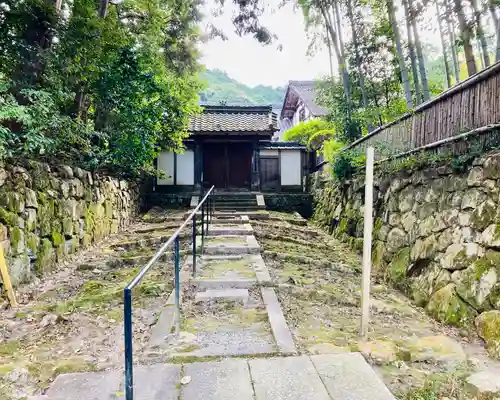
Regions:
[[251, 142, 260, 191], [224, 144, 229, 188], [194, 141, 202, 192]]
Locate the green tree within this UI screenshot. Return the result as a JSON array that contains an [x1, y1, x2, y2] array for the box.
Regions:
[[0, 0, 201, 176], [282, 119, 335, 147]]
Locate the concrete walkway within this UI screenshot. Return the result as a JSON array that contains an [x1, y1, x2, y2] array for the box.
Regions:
[[32, 212, 396, 400], [39, 353, 395, 400]]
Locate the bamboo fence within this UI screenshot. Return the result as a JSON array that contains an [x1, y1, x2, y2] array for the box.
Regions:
[[345, 61, 500, 159]]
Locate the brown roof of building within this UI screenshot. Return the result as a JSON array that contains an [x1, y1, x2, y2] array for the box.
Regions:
[[189, 105, 278, 134], [281, 80, 329, 119]]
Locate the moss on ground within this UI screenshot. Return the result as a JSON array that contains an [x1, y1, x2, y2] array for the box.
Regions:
[[0, 340, 21, 356], [255, 211, 476, 396]]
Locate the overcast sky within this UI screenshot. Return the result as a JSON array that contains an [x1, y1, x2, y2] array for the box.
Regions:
[[199, 0, 331, 88]]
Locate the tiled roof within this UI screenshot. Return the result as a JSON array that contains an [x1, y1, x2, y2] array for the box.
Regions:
[[259, 141, 306, 150], [286, 81, 329, 117], [189, 105, 278, 133]]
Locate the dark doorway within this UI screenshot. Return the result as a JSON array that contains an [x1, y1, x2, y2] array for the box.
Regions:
[[203, 142, 253, 189], [260, 157, 280, 192]]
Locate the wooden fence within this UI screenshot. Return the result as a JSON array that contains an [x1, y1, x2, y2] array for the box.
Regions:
[[345, 61, 500, 158]]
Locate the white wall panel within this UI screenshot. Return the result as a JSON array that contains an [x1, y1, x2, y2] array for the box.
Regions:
[[176, 150, 194, 185], [260, 149, 279, 157], [157, 151, 174, 185], [280, 150, 301, 186]]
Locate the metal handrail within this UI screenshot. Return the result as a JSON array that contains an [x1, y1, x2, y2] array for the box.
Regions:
[[123, 185, 215, 400]]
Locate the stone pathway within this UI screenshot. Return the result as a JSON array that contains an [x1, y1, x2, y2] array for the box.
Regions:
[[39, 353, 395, 400], [30, 211, 396, 400]]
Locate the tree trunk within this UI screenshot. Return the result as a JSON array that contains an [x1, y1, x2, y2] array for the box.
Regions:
[[454, 0, 477, 76], [489, 2, 500, 62], [446, 2, 460, 82], [386, 0, 413, 108], [402, 0, 422, 103], [320, 4, 352, 118], [325, 29, 335, 80], [470, 0, 490, 67], [409, 0, 430, 101], [99, 0, 109, 18], [333, 1, 347, 68], [435, 0, 452, 87], [476, 39, 484, 69], [346, 0, 370, 113]]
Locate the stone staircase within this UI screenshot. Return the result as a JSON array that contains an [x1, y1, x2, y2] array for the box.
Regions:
[[31, 211, 396, 400], [212, 193, 265, 212]]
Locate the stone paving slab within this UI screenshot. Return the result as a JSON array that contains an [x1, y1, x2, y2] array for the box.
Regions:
[[204, 244, 260, 255], [45, 370, 122, 400], [181, 359, 254, 400], [200, 254, 243, 261], [261, 287, 297, 355], [252, 254, 272, 284], [38, 354, 397, 400], [208, 224, 253, 236], [120, 364, 181, 400], [310, 353, 396, 400], [202, 235, 260, 256], [170, 327, 278, 358], [191, 278, 258, 289], [194, 288, 249, 303], [148, 261, 192, 348], [249, 356, 331, 400], [196, 255, 257, 281]]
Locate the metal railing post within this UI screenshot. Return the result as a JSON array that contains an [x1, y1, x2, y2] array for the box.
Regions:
[[192, 211, 197, 277], [212, 193, 215, 220], [174, 236, 180, 335], [124, 288, 133, 400], [201, 200, 205, 254], [207, 196, 210, 231]]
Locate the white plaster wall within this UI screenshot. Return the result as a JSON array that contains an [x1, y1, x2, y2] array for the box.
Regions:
[[280, 150, 301, 186], [260, 149, 279, 157], [291, 102, 313, 127], [157, 151, 174, 185], [176, 150, 194, 185]]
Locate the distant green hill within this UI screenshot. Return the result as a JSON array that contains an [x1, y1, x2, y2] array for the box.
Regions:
[[199, 69, 286, 109]]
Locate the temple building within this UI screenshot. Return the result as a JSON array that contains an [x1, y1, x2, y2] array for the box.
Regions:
[[155, 105, 308, 193]]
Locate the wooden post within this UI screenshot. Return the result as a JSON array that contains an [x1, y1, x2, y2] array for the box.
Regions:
[[0, 248, 17, 307], [360, 147, 374, 337]]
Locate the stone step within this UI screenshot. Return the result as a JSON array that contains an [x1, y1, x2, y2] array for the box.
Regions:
[[187, 211, 269, 220], [207, 224, 253, 236], [193, 254, 271, 288], [191, 278, 258, 289], [211, 211, 269, 219], [35, 354, 396, 400], [216, 198, 258, 204], [200, 254, 245, 261], [194, 288, 249, 304], [202, 235, 260, 256], [203, 244, 260, 255], [216, 205, 263, 211], [212, 194, 259, 201]]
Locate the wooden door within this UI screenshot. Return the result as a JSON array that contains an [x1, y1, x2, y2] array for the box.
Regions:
[[203, 143, 225, 188], [260, 157, 280, 192], [228, 143, 252, 189]]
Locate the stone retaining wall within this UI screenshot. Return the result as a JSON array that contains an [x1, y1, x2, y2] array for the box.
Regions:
[[311, 150, 500, 359], [0, 161, 140, 286]]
